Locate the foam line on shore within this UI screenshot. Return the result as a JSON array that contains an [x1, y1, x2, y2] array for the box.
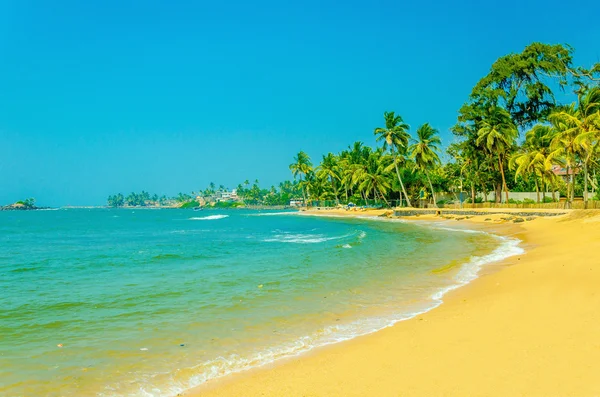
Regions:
[[168, 213, 524, 397]]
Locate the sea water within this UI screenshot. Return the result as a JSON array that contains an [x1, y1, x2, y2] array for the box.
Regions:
[[0, 209, 521, 396]]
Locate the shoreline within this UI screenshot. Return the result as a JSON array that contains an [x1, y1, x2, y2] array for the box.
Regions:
[[178, 210, 523, 395], [185, 208, 599, 396]]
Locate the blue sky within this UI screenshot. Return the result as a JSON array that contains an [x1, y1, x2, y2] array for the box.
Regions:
[[1, 0, 599, 206]]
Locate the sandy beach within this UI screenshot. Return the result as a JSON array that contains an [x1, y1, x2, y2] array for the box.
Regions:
[[189, 208, 600, 396]]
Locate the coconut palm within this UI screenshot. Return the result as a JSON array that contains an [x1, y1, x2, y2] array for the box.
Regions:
[[289, 151, 313, 205], [510, 124, 558, 202], [548, 106, 580, 208], [374, 111, 412, 207], [476, 106, 519, 203], [550, 86, 600, 207], [316, 153, 341, 204], [409, 123, 442, 206]]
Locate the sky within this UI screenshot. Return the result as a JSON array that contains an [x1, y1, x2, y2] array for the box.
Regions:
[[1, 0, 599, 206]]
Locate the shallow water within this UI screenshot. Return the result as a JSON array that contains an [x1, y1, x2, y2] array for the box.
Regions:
[[0, 209, 519, 396]]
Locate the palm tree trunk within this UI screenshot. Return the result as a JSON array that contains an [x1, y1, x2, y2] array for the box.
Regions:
[[471, 182, 475, 209], [498, 156, 509, 204], [331, 177, 340, 205], [541, 175, 546, 203], [426, 173, 437, 208], [593, 170, 597, 204], [535, 176, 540, 203], [392, 152, 411, 207], [300, 175, 307, 207], [584, 161, 589, 209], [378, 187, 390, 207], [564, 165, 571, 209]]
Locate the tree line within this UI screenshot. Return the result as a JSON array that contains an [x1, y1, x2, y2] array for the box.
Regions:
[[288, 42, 600, 209], [107, 181, 304, 207]]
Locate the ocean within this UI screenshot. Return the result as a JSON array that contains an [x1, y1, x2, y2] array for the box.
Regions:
[[0, 208, 522, 396]]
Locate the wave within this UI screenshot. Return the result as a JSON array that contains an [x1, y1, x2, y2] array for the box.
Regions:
[[431, 235, 524, 299], [250, 211, 299, 216], [263, 230, 362, 244], [189, 215, 229, 221]]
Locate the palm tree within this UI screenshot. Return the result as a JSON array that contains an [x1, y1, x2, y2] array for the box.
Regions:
[[476, 106, 518, 203], [550, 86, 600, 207], [510, 124, 558, 203], [409, 123, 441, 207], [289, 151, 313, 205], [374, 111, 412, 207], [354, 149, 392, 206], [316, 153, 341, 204]]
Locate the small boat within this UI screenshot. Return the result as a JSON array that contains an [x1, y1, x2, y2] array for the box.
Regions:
[[193, 207, 203, 211]]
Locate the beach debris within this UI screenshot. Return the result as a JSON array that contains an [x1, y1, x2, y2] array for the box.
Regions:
[[484, 218, 492, 221], [455, 217, 465, 221], [57, 344, 63, 348], [140, 348, 148, 351], [513, 217, 525, 223]]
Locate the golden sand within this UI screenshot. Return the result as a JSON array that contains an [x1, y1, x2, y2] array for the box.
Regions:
[[188, 208, 600, 396]]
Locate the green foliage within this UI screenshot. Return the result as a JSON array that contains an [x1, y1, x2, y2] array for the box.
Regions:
[[179, 200, 199, 209], [107, 193, 124, 207], [212, 201, 244, 208], [15, 198, 36, 208], [469, 42, 575, 126]]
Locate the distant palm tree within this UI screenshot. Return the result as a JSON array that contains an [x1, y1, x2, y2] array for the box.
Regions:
[[289, 151, 313, 205], [409, 123, 441, 207], [374, 111, 412, 207], [476, 107, 518, 203]]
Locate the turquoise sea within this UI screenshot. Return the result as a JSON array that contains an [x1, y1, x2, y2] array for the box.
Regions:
[[0, 209, 522, 396]]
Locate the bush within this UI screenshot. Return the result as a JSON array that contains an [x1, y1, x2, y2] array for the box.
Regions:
[[543, 196, 556, 203], [465, 197, 483, 204], [213, 201, 244, 208], [523, 198, 535, 204], [179, 200, 200, 209], [508, 198, 523, 204]]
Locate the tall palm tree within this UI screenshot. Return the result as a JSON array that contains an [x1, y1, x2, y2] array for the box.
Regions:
[[374, 111, 412, 207], [409, 123, 441, 206], [476, 106, 518, 203], [548, 105, 582, 208], [289, 151, 313, 205]]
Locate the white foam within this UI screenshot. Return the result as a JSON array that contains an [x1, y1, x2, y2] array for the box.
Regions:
[[263, 230, 361, 244], [250, 211, 299, 216], [110, 214, 525, 397], [430, 235, 524, 300], [189, 215, 229, 221], [263, 233, 348, 244]]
